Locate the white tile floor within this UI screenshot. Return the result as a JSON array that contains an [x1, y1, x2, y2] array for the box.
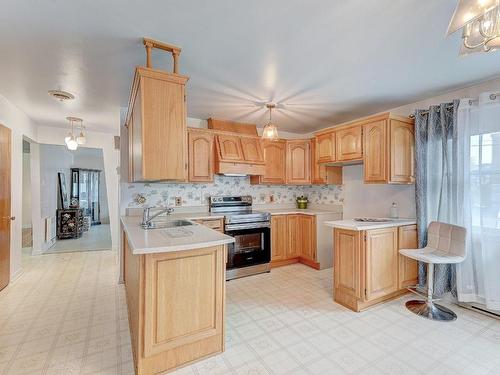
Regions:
[[1, 250, 499, 375], [46, 224, 112, 254]]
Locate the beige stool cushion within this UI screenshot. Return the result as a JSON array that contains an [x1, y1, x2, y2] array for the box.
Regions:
[[399, 221, 467, 264]]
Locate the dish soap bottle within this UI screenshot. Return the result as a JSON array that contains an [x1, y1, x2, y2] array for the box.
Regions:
[[390, 202, 399, 219]]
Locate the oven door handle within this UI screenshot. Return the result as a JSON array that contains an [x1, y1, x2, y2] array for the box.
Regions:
[[225, 222, 270, 231]]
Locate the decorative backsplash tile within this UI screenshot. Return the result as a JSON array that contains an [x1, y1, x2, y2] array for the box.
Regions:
[[122, 175, 343, 208]]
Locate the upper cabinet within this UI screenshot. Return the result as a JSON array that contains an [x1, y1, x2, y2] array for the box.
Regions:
[[286, 140, 311, 185], [127, 67, 188, 182], [389, 119, 415, 184], [126, 39, 189, 182], [316, 132, 336, 163], [311, 139, 342, 185], [336, 125, 363, 162], [188, 129, 214, 182], [214, 134, 265, 175], [363, 115, 415, 184], [251, 140, 287, 184], [363, 120, 387, 183], [216, 135, 244, 162], [312, 112, 415, 185]]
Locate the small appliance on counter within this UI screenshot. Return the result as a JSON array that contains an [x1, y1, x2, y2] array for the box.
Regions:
[[296, 195, 308, 209], [209, 196, 271, 280]]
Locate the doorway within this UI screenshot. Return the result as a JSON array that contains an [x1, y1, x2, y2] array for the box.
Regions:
[[22, 140, 33, 254], [38, 144, 112, 254]]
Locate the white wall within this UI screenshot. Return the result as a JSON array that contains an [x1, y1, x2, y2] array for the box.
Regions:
[[37, 126, 120, 251], [0, 93, 39, 281]]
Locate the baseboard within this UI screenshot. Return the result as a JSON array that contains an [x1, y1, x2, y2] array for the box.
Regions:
[[299, 257, 320, 270], [270, 258, 299, 268]]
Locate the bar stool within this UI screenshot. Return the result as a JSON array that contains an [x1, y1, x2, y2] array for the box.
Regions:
[[399, 221, 467, 321]]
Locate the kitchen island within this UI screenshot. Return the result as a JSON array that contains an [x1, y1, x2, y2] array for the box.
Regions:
[[325, 218, 418, 312], [121, 216, 234, 375]]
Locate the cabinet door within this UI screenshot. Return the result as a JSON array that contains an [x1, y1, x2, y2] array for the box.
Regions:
[[141, 74, 187, 181], [240, 137, 264, 163], [336, 125, 363, 161], [389, 120, 415, 184], [261, 140, 286, 184], [334, 229, 363, 299], [311, 140, 343, 185], [286, 140, 311, 185], [363, 120, 387, 183], [216, 135, 244, 161], [271, 215, 288, 261], [299, 215, 316, 261], [316, 132, 336, 163], [126, 113, 134, 183], [398, 225, 418, 289], [286, 215, 301, 258], [132, 86, 144, 182], [365, 228, 398, 301], [188, 131, 214, 182]]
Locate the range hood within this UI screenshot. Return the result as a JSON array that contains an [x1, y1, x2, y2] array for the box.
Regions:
[[213, 134, 266, 176]]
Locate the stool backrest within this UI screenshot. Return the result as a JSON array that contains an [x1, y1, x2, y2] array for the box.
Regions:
[[427, 221, 466, 257]]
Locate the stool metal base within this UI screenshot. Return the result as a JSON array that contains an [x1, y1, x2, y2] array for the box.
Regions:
[[405, 300, 457, 322]]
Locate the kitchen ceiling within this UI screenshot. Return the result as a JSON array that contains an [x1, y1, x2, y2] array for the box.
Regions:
[[1, 0, 500, 134]]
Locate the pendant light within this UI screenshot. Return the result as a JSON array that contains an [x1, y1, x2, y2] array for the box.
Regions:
[[76, 119, 86, 145], [262, 103, 279, 141], [65, 117, 83, 151]]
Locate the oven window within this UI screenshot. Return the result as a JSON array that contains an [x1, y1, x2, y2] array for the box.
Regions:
[[233, 233, 261, 253]]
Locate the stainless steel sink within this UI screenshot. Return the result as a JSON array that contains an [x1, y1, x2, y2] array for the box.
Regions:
[[353, 218, 394, 223], [143, 219, 195, 229]]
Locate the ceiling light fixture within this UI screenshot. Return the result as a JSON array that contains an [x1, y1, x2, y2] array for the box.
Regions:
[[447, 0, 500, 54], [48, 90, 75, 101], [261, 103, 279, 141], [65, 117, 84, 151]]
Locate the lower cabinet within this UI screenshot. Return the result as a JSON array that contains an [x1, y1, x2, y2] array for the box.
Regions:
[[271, 214, 317, 268], [333, 225, 418, 312], [124, 232, 226, 374]]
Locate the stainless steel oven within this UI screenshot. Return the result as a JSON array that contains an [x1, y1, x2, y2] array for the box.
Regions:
[[210, 196, 271, 280]]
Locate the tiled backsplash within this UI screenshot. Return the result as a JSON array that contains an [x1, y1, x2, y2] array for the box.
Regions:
[[122, 175, 343, 209]]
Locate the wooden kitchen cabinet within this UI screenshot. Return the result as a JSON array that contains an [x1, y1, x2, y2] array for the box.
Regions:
[[315, 132, 336, 163], [364, 228, 399, 301], [251, 140, 287, 184], [299, 215, 316, 262], [124, 232, 226, 374], [188, 129, 214, 182], [126, 67, 188, 182], [311, 140, 343, 185], [398, 225, 418, 289], [240, 137, 264, 163], [271, 215, 288, 261], [287, 215, 301, 258], [333, 225, 415, 312], [389, 119, 415, 184], [271, 214, 318, 268], [363, 120, 387, 183], [336, 125, 363, 161], [286, 140, 311, 185], [334, 229, 363, 302], [192, 218, 224, 233], [362, 114, 415, 184], [216, 134, 244, 162]]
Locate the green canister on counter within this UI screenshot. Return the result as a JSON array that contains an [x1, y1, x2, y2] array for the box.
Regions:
[[296, 195, 308, 209]]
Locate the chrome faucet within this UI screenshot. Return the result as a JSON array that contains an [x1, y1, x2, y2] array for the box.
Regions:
[[141, 206, 174, 229]]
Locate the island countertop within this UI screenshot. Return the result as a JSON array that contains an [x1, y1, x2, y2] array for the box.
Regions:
[[121, 216, 234, 255], [324, 218, 417, 231]]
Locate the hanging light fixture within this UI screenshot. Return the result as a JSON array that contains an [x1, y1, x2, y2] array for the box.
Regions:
[[261, 103, 279, 141], [447, 0, 500, 54], [65, 117, 83, 151], [76, 119, 86, 145]]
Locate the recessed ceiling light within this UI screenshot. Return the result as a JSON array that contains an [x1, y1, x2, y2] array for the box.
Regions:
[[48, 90, 75, 101]]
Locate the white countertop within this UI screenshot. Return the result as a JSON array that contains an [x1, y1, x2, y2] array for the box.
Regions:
[[324, 218, 417, 230], [265, 208, 341, 216], [121, 216, 234, 255]]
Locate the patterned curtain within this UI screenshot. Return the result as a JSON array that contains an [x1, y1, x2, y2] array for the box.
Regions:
[[414, 100, 460, 296]]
